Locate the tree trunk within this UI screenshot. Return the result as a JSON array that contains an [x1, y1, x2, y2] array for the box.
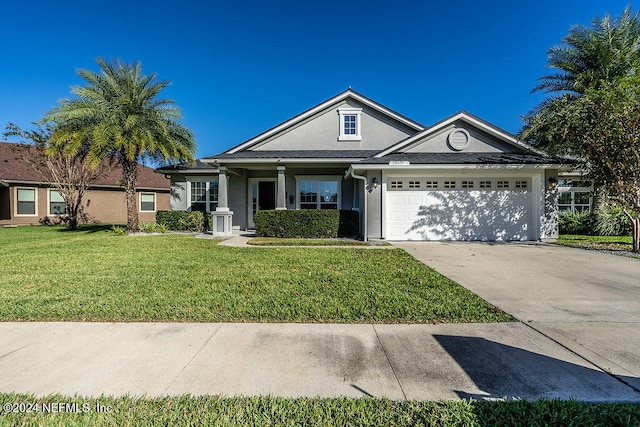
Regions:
[[122, 160, 139, 233], [633, 216, 640, 253], [623, 207, 640, 253]]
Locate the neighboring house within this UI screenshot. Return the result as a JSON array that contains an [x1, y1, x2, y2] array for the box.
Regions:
[[0, 142, 170, 226], [158, 89, 569, 241]]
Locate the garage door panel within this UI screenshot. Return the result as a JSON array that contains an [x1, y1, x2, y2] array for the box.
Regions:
[[386, 189, 530, 241]]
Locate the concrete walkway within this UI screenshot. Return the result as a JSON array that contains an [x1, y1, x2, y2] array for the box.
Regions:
[[1, 321, 638, 401], [393, 241, 640, 394]]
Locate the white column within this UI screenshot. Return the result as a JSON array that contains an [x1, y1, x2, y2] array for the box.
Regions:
[[276, 165, 287, 210], [216, 166, 229, 212]]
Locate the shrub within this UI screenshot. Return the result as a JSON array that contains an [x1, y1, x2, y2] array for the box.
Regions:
[[558, 210, 596, 235], [156, 210, 205, 232], [594, 206, 633, 236], [108, 225, 127, 236], [254, 210, 360, 238]]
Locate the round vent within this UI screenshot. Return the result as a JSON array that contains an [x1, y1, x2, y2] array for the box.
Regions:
[[448, 129, 470, 151]]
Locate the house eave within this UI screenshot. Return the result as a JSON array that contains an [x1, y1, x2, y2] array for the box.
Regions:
[[203, 158, 367, 165], [351, 163, 567, 171]]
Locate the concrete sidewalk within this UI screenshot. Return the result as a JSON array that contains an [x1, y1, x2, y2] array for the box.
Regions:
[[1, 322, 638, 401]]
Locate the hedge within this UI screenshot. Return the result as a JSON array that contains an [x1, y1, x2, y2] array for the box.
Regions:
[[156, 210, 206, 232], [559, 207, 633, 236], [254, 210, 360, 238]]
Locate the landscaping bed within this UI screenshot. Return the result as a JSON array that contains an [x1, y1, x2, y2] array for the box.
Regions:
[[0, 225, 512, 323], [1, 394, 638, 426]]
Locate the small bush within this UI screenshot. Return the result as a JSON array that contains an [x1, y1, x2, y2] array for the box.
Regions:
[[156, 210, 205, 232], [108, 225, 127, 236], [139, 222, 169, 234], [594, 206, 633, 236], [254, 210, 360, 238], [558, 210, 596, 235]]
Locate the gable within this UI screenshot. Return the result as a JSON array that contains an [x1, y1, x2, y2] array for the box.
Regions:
[[224, 89, 424, 155], [251, 99, 419, 152], [375, 111, 536, 158], [400, 119, 523, 154]]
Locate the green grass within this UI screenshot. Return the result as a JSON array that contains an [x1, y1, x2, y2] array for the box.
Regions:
[[0, 225, 512, 323], [247, 237, 375, 246], [0, 394, 638, 426], [557, 234, 638, 257]]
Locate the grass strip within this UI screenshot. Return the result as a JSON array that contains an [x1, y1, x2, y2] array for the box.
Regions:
[[557, 235, 638, 258], [0, 394, 638, 426], [247, 237, 375, 246]]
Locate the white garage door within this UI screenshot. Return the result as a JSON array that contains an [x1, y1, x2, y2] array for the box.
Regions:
[[385, 178, 531, 241]]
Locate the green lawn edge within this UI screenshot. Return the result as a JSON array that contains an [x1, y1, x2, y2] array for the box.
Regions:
[[0, 394, 638, 426], [556, 234, 639, 258], [247, 237, 376, 246]]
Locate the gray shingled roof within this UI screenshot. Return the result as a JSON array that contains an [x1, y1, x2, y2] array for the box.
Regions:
[[207, 150, 380, 160], [356, 152, 571, 165]]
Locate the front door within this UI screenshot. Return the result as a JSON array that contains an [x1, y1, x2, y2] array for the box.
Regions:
[[258, 181, 276, 210], [248, 180, 276, 228]]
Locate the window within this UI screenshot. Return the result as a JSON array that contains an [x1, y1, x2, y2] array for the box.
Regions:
[[338, 107, 362, 141], [559, 190, 592, 212], [497, 181, 509, 189], [515, 180, 528, 189], [479, 181, 492, 189], [444, 181, 456, 189], [425, 181, 438, 189], [390, 181, 403, 189], [140, 193, 156, 212], [189, 181, 218, 212], [461, 181, 474, 189], [49, 190, 66, 215], [408, 181, 421, 189], [299, 181, 318, 209], [16, 188, 36, 215], [319, 181, 338, 209], [344, 115, 357, 135], [298, 179, 340, 209]]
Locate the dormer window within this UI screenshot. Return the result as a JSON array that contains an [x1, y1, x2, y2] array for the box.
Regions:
[[338, 107, 362, 141]]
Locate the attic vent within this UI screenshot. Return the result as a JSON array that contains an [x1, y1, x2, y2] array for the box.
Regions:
[[448, 129, 470, 151]]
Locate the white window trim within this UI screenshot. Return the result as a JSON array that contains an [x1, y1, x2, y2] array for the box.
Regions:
[[338, 107, 362, 141], [294, 175, 342, 210], [186, 178, 220, 212], [47, 189, 67, 217], [14, 187, 38, 217], [139, 192, 157, 213]]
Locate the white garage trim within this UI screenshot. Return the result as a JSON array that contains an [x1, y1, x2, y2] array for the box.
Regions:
[[381, 170, 544, 241]]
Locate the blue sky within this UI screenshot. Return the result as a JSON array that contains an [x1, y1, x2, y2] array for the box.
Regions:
[[0, 0, 634, 160]]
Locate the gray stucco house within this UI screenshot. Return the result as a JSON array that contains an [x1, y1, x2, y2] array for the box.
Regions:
[[158, 89, 565, 241]]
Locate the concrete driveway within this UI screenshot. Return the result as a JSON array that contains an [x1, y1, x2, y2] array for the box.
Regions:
[[393, 241, 640, 392]]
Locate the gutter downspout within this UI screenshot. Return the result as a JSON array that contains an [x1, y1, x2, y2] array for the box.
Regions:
[[347, 166, 368, 242]]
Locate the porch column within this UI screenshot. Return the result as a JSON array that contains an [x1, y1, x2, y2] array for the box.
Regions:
[[216, 166, 229, 212], [212, 165, 233, 237], [276, 165, 287, 210]]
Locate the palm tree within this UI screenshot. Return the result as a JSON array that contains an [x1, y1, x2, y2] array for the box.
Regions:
[[521, 7, 640, 147], [44, 58, 195, 232], [534, 6, 640, 96]]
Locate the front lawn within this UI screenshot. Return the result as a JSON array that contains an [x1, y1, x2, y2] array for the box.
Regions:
[[0, 226, 512, 323], [1, 394, 638, 426]]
